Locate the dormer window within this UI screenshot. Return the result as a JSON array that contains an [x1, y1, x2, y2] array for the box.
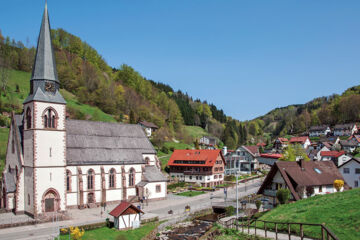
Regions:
[[43, 108, 57, 129]]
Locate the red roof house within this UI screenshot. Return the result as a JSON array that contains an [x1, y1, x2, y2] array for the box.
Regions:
[[109, 201, 144, 230], [168, 149, 225, 187]]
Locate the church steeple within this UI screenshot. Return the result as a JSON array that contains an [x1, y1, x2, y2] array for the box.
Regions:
[[24, 1, 65, 104], [31, 1, 58, 83]]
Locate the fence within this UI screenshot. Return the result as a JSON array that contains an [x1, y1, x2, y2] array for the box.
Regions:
[[218, 217, 339, 240]]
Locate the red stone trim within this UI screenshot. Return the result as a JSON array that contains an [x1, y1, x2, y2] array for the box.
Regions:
[[41, 188, 61, 213]]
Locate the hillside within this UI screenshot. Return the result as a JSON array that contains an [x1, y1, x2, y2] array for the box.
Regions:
[[258, 188, 360, 239]]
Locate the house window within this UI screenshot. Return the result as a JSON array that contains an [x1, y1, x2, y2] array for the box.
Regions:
[[199, 176, 202, 180], [319, 186, 323, 192], [66, 170, 71, 192], [356, 168, 360, 174], [43, 108, 57, 129], [343, 168, 350, 174], [355, 181, 359, 187], [109, 168, 116, 188], [189, 176, 192, 180], [26, 107, 31, 129], [214, 175, 218, 179], [129, 168, 135, 187], [87, 169, 94, 190], [156, 184, 161, 193]]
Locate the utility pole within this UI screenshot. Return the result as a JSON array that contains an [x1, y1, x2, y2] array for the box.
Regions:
[[236, 171, 239, 231]]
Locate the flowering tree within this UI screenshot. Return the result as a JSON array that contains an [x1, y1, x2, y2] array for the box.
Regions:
[[333, 179, 344, 192]]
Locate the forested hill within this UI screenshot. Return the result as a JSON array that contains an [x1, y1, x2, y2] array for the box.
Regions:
[[253, 85, 360, 137], [0, 28, 228, 146]]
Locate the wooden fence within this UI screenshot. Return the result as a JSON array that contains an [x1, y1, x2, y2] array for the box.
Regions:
[[218, 217, 339, 240]]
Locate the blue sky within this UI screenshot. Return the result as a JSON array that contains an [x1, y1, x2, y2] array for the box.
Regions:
[[1, 1, 360, 120]]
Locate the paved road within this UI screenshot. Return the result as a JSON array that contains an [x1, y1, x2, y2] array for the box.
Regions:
[[0, 179, 262, 240]]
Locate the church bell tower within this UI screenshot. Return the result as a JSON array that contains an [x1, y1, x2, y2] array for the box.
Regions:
[[23, 2, 67, 217]]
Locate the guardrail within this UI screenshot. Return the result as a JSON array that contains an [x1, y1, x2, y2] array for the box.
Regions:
[[218, 217, 339, 240]]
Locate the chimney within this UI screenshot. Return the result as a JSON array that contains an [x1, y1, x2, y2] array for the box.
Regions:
[[222, 146, 227, 156], [298, 158, 305, 170]]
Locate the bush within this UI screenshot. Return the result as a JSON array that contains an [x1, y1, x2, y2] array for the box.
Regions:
[[306, 186, 314, 197], [161, 146, 169, 154], [224, 175, 236, 182], [276, 189, 290, 204], [225, 206, 235, 216], [170, 146, 175, 152], [0, 115, 10, 127], [255, 200, 262, 210], [334, 179, 344, 192]]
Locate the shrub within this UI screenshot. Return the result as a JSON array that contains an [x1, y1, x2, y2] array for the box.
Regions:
[[334, 179, 344, 192], [306, 186, 314, 197], [225, 206, 235, 216], [161, 146, 169, 154], [255, 200, 262, 210], [276, 189, 290, 204], [69, 226, 85, 240], [170, 146, 175, 152]]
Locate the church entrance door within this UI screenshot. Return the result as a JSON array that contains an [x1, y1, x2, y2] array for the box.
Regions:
[[45, 198, 54, 212], [41, 188, 60, 213]]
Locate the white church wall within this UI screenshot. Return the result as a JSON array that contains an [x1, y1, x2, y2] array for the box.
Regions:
[[35, 167, 66, 214], [24, 167, 34, 215], [145, 182, 166, 199], [34, 102, 66, 130], [23, 130, 34, 167], [106, 189, 123, 202], [34, 131, 66, 167]]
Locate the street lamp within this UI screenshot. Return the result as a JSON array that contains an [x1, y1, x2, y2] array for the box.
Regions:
[[235, 171, 239, 230]]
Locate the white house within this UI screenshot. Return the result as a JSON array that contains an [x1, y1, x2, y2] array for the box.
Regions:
[[138, 121, 158, 137], [338, 158, 360, 189], [0, 4, 167, 217], [333, 123, 358, 136], [224, 146, 259, 175], [309, 125, 331, 137], [320, 151, 351, 166], [289, 137, 311, 149], [109, 201, 143, 230]]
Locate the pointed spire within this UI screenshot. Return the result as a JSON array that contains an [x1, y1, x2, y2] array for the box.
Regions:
[[31, 1, 58, 82]]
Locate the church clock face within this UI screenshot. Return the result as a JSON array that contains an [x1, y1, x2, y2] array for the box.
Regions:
[[45, 81, 56, 93]]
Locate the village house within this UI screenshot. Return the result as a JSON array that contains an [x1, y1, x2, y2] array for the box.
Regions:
[[168, 149, 225, 187], [138, 121, 159, 137], [199, 136, 217, 147], [348, 135, 360, 144], [224, 146, 259, 175], [338, 158, 360, 189], [273, 138, 289, 150], [257, 153, 283, 169], [308, 125, 331, 137], [289, 136, 311, 149], [109, 201, 143, 230], [333, 123, 358, 136], [339, 140, 358, 153], [257, 160, 346, 205], [0, 4, 167, 217], [319, 151, 351, 167]]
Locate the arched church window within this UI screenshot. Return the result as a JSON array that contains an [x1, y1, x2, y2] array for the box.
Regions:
[[66, 170, 71, 192], [28, 194, 30, 205], [145, 157, 150, 165], [11, 138, 15, 154], [87, 169, 94, 190], [8, 165, 11, 173], [43, 108, 57, 129], [16, 166, 18, 179], [26, 107, 32, 129], [129, 168, 135, 187], [109, 168, 116, 188]]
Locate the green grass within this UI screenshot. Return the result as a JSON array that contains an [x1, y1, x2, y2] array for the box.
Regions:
[[157, 141, 194, 171], [256, 188, 360, 239], [184, 125, 210, 139], [176, 191, 205, 197], [0, 128, 9, 173], [60, 222, 159, 240]]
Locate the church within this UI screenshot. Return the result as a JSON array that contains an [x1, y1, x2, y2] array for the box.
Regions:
[[0, 3, 167, 218]]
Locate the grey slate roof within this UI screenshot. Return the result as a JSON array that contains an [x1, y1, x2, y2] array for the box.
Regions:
[[4, 172, 16, 193], [340, 140, 358, 147], [143, 166, 168, 182], [24, 87, 66, 104], [66, 120, 156, 165], [31, 2, 58, 83], [309, 125, 328, 131]]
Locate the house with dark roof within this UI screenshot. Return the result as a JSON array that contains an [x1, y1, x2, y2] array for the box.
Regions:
[[224, 146, 260, 175], [138, 121, 158, 137], [333, 123, 358, 136], [257, 160, 346, 205], [338, 158, 360, 189], [309, 125, 331, 137], [0, 3, 167, 217], [199, 136, 217, 148], [339, 140, 358, 153], [168, 149, 225, 187]]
